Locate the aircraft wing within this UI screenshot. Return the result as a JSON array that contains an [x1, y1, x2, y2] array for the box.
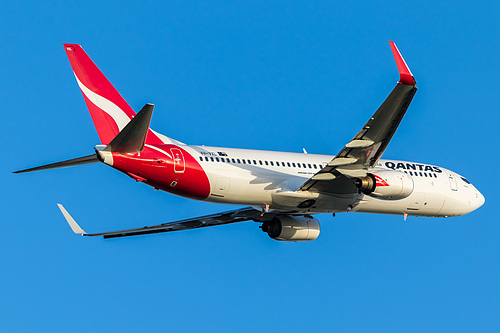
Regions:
[[298, 41, 417, 194], [57, 204, 262, 239]]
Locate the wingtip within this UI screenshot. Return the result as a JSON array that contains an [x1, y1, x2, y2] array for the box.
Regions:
[[57, 204, 87, 235], [389, 41, 416, 86]]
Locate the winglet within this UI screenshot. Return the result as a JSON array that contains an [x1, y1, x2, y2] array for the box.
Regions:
[[389, 41, 416, 86], [57, 204, 87, 235]]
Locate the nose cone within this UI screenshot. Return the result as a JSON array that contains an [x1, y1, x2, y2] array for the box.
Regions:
[[463, 187, 485, 215], [474, 190, 485, 210]]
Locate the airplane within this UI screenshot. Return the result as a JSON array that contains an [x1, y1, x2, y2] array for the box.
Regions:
[[15, 41, 484, 241]]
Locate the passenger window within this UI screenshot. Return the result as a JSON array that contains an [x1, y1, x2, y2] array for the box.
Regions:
[[237, 159, 241, 163], [313, 164, 317, 169], [292, 163, 296, 167], [205, 157, 209, 161], [242, 159, 246, 164], [265, 161, 269, 166], [220, 158, 225, 162], [287, 162, 291, 167], [253, 160, 257, 165], [308, 164, 311, 168], [297, 163, 301, 168], [270, 161, 274, 166], [231, 158, 236, 163], [216, 157, 220, 162], [282, 162, 286, 167], [419, 172, 423, 177], [210, 157, 214, 162]]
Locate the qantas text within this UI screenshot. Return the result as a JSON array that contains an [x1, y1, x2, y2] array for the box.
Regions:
[[384, 161, 442, 173]]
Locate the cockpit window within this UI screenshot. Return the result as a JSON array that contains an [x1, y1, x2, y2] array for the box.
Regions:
[[461, 177, 471, 184]]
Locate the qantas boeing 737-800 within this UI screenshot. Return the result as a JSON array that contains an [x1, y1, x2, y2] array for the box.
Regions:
[[15, 41, 484, 241]]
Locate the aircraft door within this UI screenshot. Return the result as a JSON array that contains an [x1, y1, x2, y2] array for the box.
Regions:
[[407, 192, 425, 211], [213, 178, 231, 197], [447, 171, 458, 191], [170, 148, 185, 173]]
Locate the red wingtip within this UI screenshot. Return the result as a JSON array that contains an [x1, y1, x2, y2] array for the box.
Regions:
[[389, 41, 416, 86]]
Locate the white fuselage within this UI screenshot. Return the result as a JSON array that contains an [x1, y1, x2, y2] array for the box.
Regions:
[[183, 145, 484, 217]]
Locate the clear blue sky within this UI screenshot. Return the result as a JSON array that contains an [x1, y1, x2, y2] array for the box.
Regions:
[[2, 1, 499, 332]]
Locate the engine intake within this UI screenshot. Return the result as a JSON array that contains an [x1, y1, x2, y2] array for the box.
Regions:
[[261, 216, 320, 242], [355, 170, 414, 200]]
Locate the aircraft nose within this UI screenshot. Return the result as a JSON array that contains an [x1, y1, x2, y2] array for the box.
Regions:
[[471, 189, 485, 211], [476, 190, 485, 208]]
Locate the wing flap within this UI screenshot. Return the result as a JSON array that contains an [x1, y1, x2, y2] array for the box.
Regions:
[[297, 41, 417, 194], [343, 83, 417, 168]]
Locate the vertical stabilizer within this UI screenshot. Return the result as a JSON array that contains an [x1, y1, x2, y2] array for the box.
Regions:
[[63, 44, 167, 145]]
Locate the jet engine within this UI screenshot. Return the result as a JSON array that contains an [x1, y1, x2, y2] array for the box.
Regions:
[[261, 216, 320, 241], [354, 170, 414, 200]]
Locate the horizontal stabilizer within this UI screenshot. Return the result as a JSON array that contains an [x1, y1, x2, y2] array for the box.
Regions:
[[13, 154, 99, 174], [104, 103, 154, 153]]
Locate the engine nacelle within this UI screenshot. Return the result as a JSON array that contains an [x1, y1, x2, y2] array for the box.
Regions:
[[261, 216, 320, 242], [355, 170, 414, 200]]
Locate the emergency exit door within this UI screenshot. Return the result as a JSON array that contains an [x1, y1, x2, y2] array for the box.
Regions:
[[170, 148, 185, 173]]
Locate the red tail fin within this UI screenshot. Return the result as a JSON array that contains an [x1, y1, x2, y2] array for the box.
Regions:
[[64, 44, 164, 145]]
